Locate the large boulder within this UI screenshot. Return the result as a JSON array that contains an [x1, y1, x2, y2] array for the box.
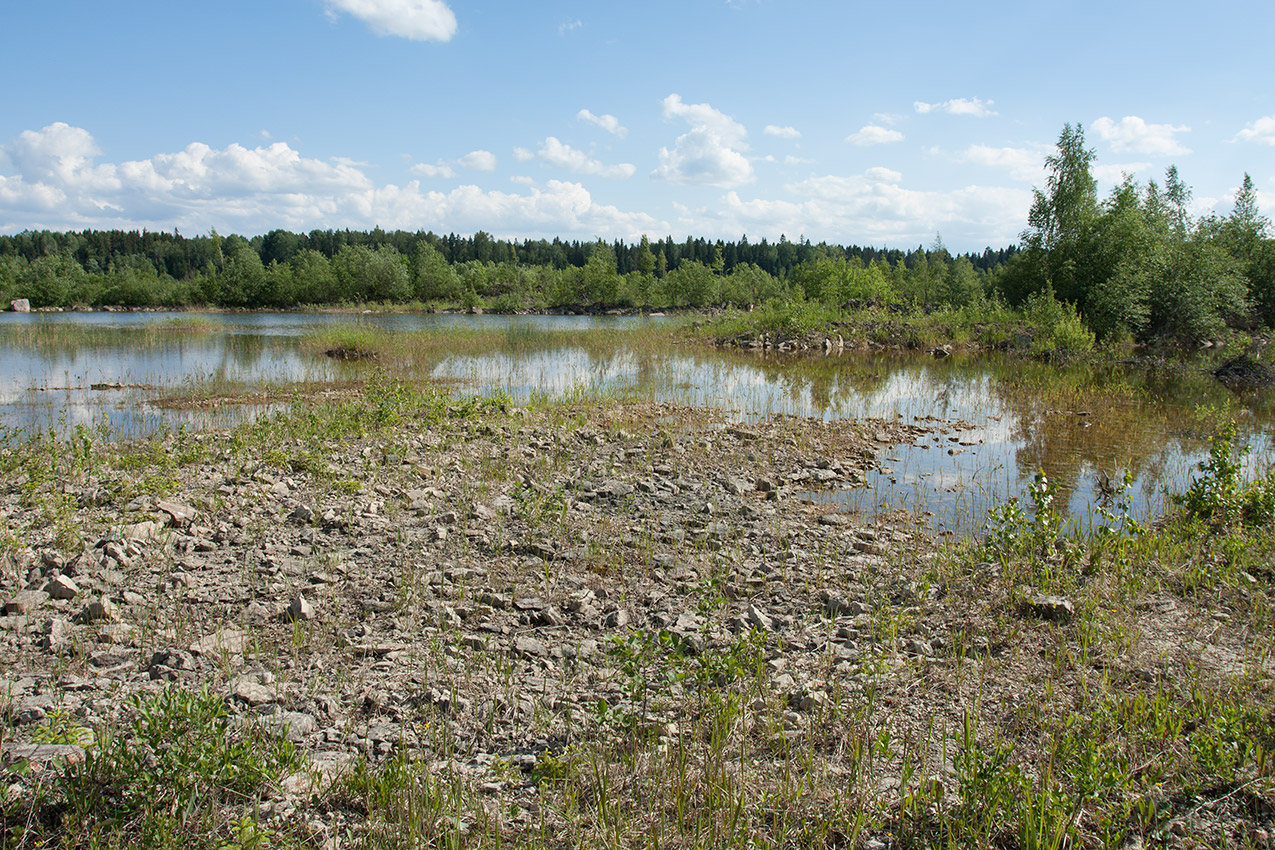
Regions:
[[10, 299, 30, 313]]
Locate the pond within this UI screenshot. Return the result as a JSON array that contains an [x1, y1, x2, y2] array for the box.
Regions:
[[2, 310, 1270, 531]]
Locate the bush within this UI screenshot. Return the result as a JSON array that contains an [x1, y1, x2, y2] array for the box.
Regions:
[[8, 686, 299, 849], [1024, 288, 1095, 358], [1176, 420, 1275, 527]]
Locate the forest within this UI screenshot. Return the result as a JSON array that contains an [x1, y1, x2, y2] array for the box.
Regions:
[[1, 124, 1271, 346]]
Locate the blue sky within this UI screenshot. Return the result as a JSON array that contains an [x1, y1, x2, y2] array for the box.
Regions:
[[1, 0, 1272, 252]]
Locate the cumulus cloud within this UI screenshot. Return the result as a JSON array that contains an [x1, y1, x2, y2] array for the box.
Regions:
[[458, 150, 496, 171], [577, 109, 627, 138], [410, 150, 494, 178], [952, 144, 1046, 181], [914, 98, 997, 118], [349, 179, 664, 240], [324, 0, 457, 42], [652, 94, 754, 187], [529, 137, 635, 179], [409, 162, 456, 178], [1091, 116, 1191, 155], [764, 125, 801, 139], [0, 123, 664, 239], [864, 166, 903, 183], [671, 167, 1031, 249], [846, 125, 903, 146], [1234, 116, 1275, 146]]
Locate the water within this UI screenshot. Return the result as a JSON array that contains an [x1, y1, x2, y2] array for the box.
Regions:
[[2, 311, 1270, 530]]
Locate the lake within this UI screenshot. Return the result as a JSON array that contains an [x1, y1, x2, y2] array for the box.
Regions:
[[2, 310, 1270, 531]]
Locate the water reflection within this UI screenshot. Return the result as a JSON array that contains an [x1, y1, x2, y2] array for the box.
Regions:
[[1, 313, 1270, 530]]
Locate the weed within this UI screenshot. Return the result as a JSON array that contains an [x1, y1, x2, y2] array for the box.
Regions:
[[6, 686, 300, 850], [1176, 419, 1275, 527]]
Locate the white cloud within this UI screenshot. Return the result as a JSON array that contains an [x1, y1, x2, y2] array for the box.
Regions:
[[0, 123, 665, 239], [532, 137, 635, 178], [914, 98, 997, 118], [1234, 116, 1275, 146], [783, 155, 813, 166], [410, 162, 456, 178], [324, 0, 457, 42], [846, 125, 903, 146], [410, 149, 494, 177], [864, 166, 903, 183], [764, 125, 801, 139], [671, 168, 1031, 249], [513, 147, 535, 162], [652, 94, 754, 187], [559, 19, 582, 35], [577, 109, 627, 138], [1091, 116, 1191, 156], [353, 179, 665, 240], [1092, 162, 1152, 184], [954, 144, 1046, 181], [458, 150, 496, 171]]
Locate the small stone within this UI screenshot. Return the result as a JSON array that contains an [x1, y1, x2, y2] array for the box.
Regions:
[[513, 636, 548, 658], [290, 504, 315, 524], [190, 628, 249, 657], [4, 590, 49, 615], [853, 539, 884, 557], [43, 618, 74, 652], [79, 597, 118, 623], [287, 595, 316, 622], [1026, 595, 1075, 623], [44, 575, 80, 601], [260, 711, 316, 742], [747, 604, 774, 632], [156, 501, 197, 527], [124, 520, 162, 541], [232, 678, 277, 706], [821, 593, 867, 617]]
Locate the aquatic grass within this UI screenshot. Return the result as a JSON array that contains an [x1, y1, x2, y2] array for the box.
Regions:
[[0, 315, 218, 354]]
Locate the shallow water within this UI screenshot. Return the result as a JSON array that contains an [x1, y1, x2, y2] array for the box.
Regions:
[[2, 311, 1270, 530]]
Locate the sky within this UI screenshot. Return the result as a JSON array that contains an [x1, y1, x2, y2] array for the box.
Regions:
[[1, 0, 1272, 253]]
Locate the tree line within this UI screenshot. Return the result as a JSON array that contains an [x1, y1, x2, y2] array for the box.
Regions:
[[0, 126, 1270, 346], [0, 225, 1021, 313]]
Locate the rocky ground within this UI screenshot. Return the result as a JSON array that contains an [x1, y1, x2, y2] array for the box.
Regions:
[[2, 394, 1272, 848]]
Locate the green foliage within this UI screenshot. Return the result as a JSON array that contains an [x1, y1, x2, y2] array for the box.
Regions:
[[10, 686, 299, 849], [984, 469, 1066, 562], [334, 753, 476, 849], [333, 244, 411, 303], [31, 709, 96, 747], [1023, 288, 1095, 357], [660, 259, 718, 307], [1175, 420, 1275, 527]]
